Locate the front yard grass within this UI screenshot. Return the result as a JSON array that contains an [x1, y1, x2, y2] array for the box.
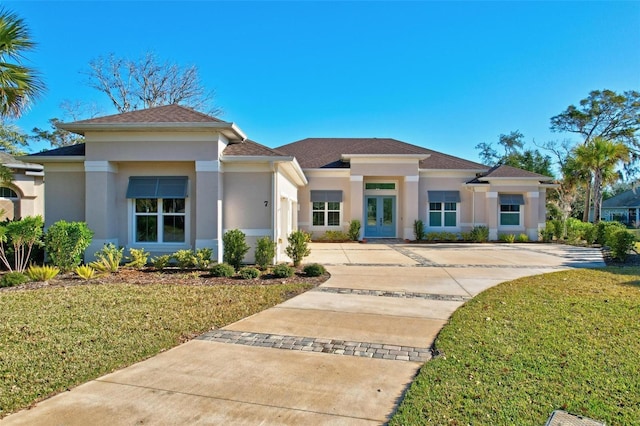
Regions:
[[0, 282, 312, 418], [391, 267, 640, 426]]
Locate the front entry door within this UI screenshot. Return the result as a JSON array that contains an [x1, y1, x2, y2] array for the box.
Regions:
[[365, 196, 396, 237]]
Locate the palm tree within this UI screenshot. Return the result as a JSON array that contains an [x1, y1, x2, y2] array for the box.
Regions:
[[573, 137, 629, 223], [0, 7, 44, 118]]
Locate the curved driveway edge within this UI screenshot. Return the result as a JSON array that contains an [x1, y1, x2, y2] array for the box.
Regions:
[[1, 243, 605, 425]]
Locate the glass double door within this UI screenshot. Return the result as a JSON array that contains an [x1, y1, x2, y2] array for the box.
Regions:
[[365, 196, 396, 238]]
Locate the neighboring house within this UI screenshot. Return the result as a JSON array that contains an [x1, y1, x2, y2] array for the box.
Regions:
[[25, 105, 554, 262], [601, 189, 640, 225], [0, 152, 44, 221]]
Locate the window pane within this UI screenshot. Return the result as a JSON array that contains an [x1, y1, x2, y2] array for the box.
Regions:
[[500, 213, 520, 226], [0, 187, 17, 198], [365, 183, 395, 190], [328, 211, 340, 226], [163, 198, 185, 213], [313, 212, 325, 226], [367, 198, 377, 226], [500, 204, 520, 212], [429, 202, 442, 211], [327, 202, 340, 211], [429, 211, 442, 226], [444, 211, 456, 227], [163, 216, 185, 242], [312, 202, 325, 211], [444, 202, 456, 211], [136, 198, 157, 213], [136, 216, 157, 242], [383, 198, 393, 225]]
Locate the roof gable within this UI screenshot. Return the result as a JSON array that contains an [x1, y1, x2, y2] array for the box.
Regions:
[[68, 104, 226, 124]]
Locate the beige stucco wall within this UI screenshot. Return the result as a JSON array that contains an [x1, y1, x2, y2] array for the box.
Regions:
[[419, 175, 475, 232], [298, 175, 351, 239], [41, 165, 85, 226], [3, 171, 44, 220]]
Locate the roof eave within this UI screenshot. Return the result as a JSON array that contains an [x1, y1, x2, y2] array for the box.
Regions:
[[342, 153, 430, 161], [20, 156, 85, 163]]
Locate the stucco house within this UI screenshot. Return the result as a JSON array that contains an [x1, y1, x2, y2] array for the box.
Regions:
[[26, 105, 554, 263], [0, 152, 44, 221], [601, 189, 640, 225]]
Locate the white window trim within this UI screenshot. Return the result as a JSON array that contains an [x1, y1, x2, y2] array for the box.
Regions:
[[310, 201, 342, 228], [427, 202, 460, 229], [498, 204, 524, 229], [128, 198, 191, 249]]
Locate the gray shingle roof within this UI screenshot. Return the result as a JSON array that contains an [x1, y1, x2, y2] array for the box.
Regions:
[[602, 189, 640, 208], [466, 164, 553, 183], [222, 139, 290, 157], [275, 138, 487, 170], [68, 104, 226, 124], [26, 143, 86, 158]]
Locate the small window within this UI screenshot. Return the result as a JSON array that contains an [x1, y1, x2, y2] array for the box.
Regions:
[[500, 204, 520, 226], [134, 198, 186, 243], [312, 201, 341, 227], [0, 187, 17, 198], [429, 202, 457, 227], [365, 183, 395, 190]]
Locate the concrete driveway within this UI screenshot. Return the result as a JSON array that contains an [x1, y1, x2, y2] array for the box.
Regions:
[[1, 242, 605, 425]]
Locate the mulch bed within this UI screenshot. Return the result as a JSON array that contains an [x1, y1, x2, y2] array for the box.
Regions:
[[0, 267, 329, 293]]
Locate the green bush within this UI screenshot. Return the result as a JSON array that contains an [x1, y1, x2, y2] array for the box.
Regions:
[[596, 221, 626, 246], [517, 233, 529, 243], [75, 265, 97, 281], [470, 225, 489, 243], [44, 220, 92, 272], [255, 236, 276, 270], [499, 234, 516, 243], [239, 266, 260, 279], [609, 230, 636, 261], [285, 230, 311, 267], [0, 216, 45, 273], [193, 248, 213, 270], [303, 263, 325, 277], [90, 243, 123, 273], [551, 219, 564, 240], [541, 222, 555, 242], [173, 249, 195, 270], [460, 231, 473, 242], [125, 248, 149, 269], [272, 263, 294, 278], [210, 262, 235, 277], [413, 219, 425, 241], [151, 255, 171, 271], [318, 230, 350, 241], [0, 271, 29, 288], [566, 218, 595, 244], [348, 219, 361, 241], [25, 265, 60, 282], [223, 229, 250, 270]]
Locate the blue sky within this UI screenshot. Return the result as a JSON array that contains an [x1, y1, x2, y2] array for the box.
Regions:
[[6, 1, 640, 164]]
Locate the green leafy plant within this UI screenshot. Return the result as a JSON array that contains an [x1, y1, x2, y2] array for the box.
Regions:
[[470, 225, 489, 242], [0, 271, 29, 288], [0, 216, 44, 272], [303, 263, 325, 277], [272, 263, 294, 278], [516, 233, 529, 243], [193, 248, 213, 270], [596, 221, 626, 246], [125, 248, 149, 269], [172, 249, 195, 270], [90, 243, 123, 273], [75, 265, 97, 281], [413, 219, 425, 241], [348, 219, 361, 241], [25, 265, 59, 282], [239, 266, 260, 279], [318, 230, 349, 241], [609, 229, 636, 261], [223, 229, 250, 271], [210, 262, 235, 277], [151, 255, 172, 271], [44, 220, 93, 272], [255, 236, 276, 270], [285, 230, 311, 267], [499, 233, 516, 243]]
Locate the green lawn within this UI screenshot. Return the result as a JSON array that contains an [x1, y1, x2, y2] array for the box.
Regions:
[[391, 267, 640, 426], [0, 282, 312, 418]]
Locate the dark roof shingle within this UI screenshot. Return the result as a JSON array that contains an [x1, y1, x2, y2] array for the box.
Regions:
[[67, 104, 226, 125], [603, 189, 640, 208], [222, 139, 289, 157], [27, 143, 86, 157]]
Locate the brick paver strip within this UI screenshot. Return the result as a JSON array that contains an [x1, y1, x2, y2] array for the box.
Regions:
[[314, 286, 472, 301], [197, 330, 432, 363]]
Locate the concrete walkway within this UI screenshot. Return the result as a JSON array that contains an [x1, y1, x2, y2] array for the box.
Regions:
[[1, 243, 605, 425]]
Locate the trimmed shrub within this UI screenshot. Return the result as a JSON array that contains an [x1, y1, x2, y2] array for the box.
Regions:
[[75, 265, 97, 281], [596, 221, 626, 246], [210, 262, 235, 277], [173, 249, 195, 270], [272, 263, 294, 278], [303, 263, 325, 277], [470, 226, 489, 243], [151, 255, 171, 271], [499, 234, 516, 243], [566, 218, 595, 244], [193, 248, 213, 270], [223, 229, 250, 270], [125, 248, 149, 269], [318, 230, 350, 241], [551, 219, 564, 240], [25, 265, 59, 282], [44, 220, 92, 272], [255, 236, 276, 270], [413, 219, 425, 241], [609, 230, 636, 261], [285, 230, 311, 267], [517, 233, 529, 243], [0, 271, 29, 288], [90, 243, 123, 273], [239, 266, 260, 279], [348, 219, 361, 241]]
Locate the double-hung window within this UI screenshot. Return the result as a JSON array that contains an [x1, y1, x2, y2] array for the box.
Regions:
[[310, 190, 342, 227], [427, 191, 460, 227], [499, 194, 524, 226], [127, 177, 188, 243]]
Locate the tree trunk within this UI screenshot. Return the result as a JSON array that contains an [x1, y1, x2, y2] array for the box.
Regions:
[[582, 177, 592, 222], [592, 170, 603, 223]]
